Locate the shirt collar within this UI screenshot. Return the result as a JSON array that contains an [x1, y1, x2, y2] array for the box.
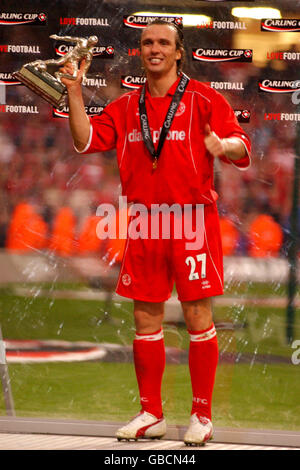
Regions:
[[145, 74, 182, 98]]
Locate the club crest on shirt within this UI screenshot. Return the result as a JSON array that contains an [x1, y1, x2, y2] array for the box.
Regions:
[[122, 274, 132, 286], [175, 102, 186, 117]]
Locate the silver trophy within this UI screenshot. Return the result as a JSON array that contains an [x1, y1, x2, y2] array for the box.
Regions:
[[13, 35, 98, 107]]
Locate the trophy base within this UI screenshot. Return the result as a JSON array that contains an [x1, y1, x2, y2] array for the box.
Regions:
[[12, 64, 67, 108]]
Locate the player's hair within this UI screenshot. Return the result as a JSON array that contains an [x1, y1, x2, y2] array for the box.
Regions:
[[141, 18, 185, 74]]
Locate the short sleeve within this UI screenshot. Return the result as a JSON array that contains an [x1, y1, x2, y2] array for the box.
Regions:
[[210, 90, 251, 170], [74, 106, 117, 154]]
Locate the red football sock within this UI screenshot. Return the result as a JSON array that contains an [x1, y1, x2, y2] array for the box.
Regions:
[[133, 329, 165, 419], [188, 324, 219, 420]]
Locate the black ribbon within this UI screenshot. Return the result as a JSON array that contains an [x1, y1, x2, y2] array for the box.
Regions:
[[139, 73, 190, 169]]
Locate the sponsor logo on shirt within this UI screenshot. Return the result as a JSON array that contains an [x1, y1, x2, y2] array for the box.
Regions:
[[261, 19, 300, 32], [128, 128, 186, 144], [193, 48, 252, 62]]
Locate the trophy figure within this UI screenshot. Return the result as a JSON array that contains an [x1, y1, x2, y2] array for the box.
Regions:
[[13, 35, 98, 107]]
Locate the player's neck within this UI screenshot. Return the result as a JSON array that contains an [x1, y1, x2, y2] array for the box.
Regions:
[[146, 69, 179, 97]]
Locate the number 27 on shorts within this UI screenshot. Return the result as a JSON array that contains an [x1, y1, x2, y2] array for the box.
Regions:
[[185, 253, 207, 281]]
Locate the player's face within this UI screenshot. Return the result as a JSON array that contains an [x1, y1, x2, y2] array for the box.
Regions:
[[140, 25, 181, 77]]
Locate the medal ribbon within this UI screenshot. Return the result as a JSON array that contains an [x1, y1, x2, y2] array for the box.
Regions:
[[139, 73, 190, 169]]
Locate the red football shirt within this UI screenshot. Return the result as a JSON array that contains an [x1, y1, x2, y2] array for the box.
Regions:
[[77, 76, 251, 207]]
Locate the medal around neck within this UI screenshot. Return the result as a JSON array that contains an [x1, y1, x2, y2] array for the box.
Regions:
[[139, 73, 190, 171], [12, 34, 98, 107]]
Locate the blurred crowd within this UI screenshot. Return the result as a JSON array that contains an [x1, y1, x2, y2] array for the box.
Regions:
[[0, 57, 299, 262]]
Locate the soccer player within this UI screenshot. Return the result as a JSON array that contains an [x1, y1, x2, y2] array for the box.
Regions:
[[61, 19, 251, 445]]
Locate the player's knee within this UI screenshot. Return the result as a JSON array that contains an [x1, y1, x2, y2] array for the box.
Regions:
[[134, 301, 164, 334], [181, 298, 212, 331]]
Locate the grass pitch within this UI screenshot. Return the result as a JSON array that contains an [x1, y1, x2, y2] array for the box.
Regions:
[[0, 283, 299, 431]]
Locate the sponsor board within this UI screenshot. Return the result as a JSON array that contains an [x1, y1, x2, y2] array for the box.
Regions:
[[121, 75, 146, 89], [0, 105, 39, 113], [261, 19, 300, 32], [82, 76, 107, 87], [0, 73, 21, 85], [55, 44, 114, 58], [267, 51, 300, 61], [59, 17, 109, 26], [264, 113, 300, 122], [52, 105, 105, 118], [0, 12, 47, 26], [0, 44, 41, 54], [128, 48, 141, 56], [235, 110, 251, 123], [120, 78, 246, 92], [4, 339, 106, 363], [208, 81, 244, 91], [193, 48, 252, 62], [197, 21, 246, 30], [259, 80, 300, 93], [123, 15, 182, 29]]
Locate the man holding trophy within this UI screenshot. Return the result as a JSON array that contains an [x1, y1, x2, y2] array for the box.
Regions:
[[16, 21, 251, 446]]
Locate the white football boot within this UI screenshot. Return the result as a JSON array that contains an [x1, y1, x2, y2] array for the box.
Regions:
[[183, 414, 213, 446], [116, 411, 167, 441]]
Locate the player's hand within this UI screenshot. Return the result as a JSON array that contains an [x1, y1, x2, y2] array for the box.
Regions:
[[204, 124, 247, 160], [59, 58, 86, 90], [203, 124, 226, 158]]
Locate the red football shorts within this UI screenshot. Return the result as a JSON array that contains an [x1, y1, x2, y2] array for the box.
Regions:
[[115, 202, 224, 302]]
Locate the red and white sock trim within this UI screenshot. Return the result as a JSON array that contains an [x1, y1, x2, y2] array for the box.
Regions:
[[188, 324, 216, 342], [135, 328, 164, 342]]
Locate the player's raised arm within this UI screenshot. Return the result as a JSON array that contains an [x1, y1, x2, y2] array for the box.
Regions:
[[60, 59, 90, 152]]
